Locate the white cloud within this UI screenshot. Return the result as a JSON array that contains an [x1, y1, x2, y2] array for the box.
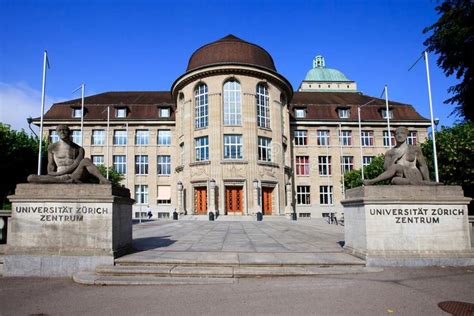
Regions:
[[0, 82, 62, 133]]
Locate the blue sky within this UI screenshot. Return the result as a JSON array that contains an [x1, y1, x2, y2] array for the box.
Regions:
[[0, 0, 460, 132]]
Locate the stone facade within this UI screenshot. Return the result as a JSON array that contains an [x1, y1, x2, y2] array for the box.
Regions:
[[34, 35, 431, 219]]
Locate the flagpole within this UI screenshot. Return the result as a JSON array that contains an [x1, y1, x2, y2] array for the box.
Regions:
[[106, 106, 110, 180], [80, 83, 85, 146], [37, 50, 49, 175], [424, 51, 439, 182], [384, 85, 392, 147]]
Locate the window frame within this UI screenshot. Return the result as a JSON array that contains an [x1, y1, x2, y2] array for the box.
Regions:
[[257, 136, 272, 162], [339, 130, 352, 146], [256, 84, 270, 129], [223, 80, 242, 126], [296, 185, 311, 205], [157, 155, 171, 176], [194, 84, 209, 129], [113, 130, 127, 145], [294, 130, 308, 146], [135, 155, 149, 175], [317, 130, 330, 146], [319, 185, 333, 205], [360, 130, 374, 147], [113, 155, 127, 174], [157, 130, 171, 146], [135, 185, 149, 205], [295, 156, 310, 176], [318, 156, 332, 176], [135, 129, 149, 145], [91, 129, 105, 146], [195, 136, 209, 162], [341, 156, 354, 174], [223, 134, 243, 160]]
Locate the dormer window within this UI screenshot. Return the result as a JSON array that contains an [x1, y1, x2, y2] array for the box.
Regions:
[[295, 108, 306, 118], [159, 107, 170, 118], [116, 108, 127, 118], [338, 108, 350, 119], [381, 109, 393, 119], [72, 108, 82, 118]]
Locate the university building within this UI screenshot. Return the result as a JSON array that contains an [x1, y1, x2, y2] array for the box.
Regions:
[[36, 35, 431, 219]]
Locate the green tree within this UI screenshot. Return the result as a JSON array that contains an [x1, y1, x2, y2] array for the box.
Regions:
[[97, 165, 124, 186], [421, 123, 473, 205], [0, 123, 45, 209], [423, 0, 474, 121], [344, 155, 387, 190]]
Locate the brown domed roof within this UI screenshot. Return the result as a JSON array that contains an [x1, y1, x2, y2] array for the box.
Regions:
[[186, 35, 277, 72]]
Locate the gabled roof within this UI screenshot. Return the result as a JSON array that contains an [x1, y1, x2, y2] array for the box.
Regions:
[[290, 92, 429, 122]]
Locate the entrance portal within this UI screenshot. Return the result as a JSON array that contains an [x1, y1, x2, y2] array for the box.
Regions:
[[194, 187, 207, 214], [262, 187, 273, 215], [225, 186, 243, 214]]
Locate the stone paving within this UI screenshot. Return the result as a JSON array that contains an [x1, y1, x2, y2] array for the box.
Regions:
[[131, 218, 345, 253], [113, 218, 366, 266]]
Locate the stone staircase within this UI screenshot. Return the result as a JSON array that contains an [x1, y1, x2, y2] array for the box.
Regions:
[[73, 251, 379, 285]]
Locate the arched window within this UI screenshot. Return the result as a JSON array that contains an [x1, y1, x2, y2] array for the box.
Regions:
[[223, 80, 241, 125], [194, 84, 208, 129], [256, 84, 270, 128]]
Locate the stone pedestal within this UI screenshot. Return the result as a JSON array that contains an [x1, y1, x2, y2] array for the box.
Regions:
[[5, 183, 134, 277], [341, 185, 473, 267]]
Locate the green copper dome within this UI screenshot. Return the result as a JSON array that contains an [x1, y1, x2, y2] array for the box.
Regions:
[[304, 55, 351, 82]]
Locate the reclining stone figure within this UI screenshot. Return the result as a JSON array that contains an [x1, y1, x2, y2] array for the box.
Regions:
[[363, 126, 437, 186], [27, 125, 110, 184]]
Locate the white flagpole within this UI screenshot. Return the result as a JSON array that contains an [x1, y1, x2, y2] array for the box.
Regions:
[[384, 85, 392, 147], [358, 107, 364, 181], [37, 50, 49, 175], [424, 51, 439, 182], [106, 106, 110, 180], [80, 83, 85, 146], [338, 122, 345, 198]]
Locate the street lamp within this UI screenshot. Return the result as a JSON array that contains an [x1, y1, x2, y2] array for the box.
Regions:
[[209, 178, 216, 189], [177, 181, 183, 191], [357, 99, 376, 181], [253, 179, 259, 189]]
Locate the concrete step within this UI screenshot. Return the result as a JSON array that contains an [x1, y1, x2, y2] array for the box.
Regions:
[[74, 264, 382, 285], [115, 251, 366, 267]]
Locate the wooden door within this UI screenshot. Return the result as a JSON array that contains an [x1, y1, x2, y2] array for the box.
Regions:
[[195, 187, 207, 214], [262, 187, 273, 215], [225, 186, 243, 213]]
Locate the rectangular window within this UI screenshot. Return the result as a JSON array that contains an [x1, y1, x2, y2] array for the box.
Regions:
[[72, 108, 82, 118], [157, 130, 171, 145], [360, 130, 374, 147], [195, 136, 209, 161], [195, 85, 208, 129], [294, 108, 306, 118], [318, 156, 332, 176], [113, 155, 127, 174], [381, 109, 393, 119], [383, 130, 395, 147], [135, 155, 148, 175], [294, 130, 307, 146], [113, 130, 127, 145], [135, 130, 149, 145], [223, 81, 242, 125], [339, 130, 352, 146], [407, 131, 417, 145], [256, 85, 270, 128], [157, 155, 171, 175], [295, 156, 310, 175], [91, 155, 104, 166], [338, 108, 350, 119], [341, 156, 354, 174], [135, 185, 148, 205], [71, 130, 82, 145], [159, 108, 170, 118], [257, 137, 272, 162], [116, 108, 127, 118], [319, 185, 333, 205], [363, 156, 374, 167], [50, 130, 59, 143], [224, 135, 243, 160], [296, 186, 311, 205], [317, 130, 330, 146], [91, 130, 105, 145], [157, 185, 171, 205]]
